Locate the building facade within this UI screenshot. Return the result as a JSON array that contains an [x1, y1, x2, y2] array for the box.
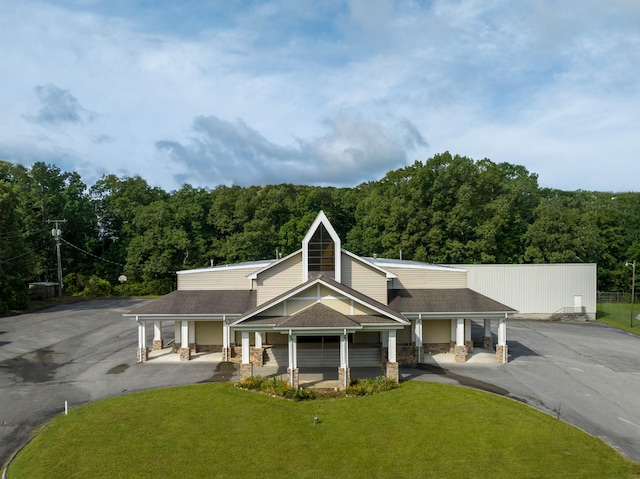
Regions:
[[126, 212, 515, 389]]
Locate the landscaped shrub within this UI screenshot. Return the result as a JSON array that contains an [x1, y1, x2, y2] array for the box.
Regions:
[[345, 376, 399, 396], [236, 376, 315, 401]]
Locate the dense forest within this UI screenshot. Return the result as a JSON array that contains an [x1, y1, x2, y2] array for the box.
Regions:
[[1, 152, 638, 312]]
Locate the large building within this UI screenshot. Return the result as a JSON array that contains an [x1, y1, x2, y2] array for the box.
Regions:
[[126, 212, 515, 389]]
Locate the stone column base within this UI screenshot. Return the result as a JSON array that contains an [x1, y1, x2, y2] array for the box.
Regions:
[[189, 342, 197, 354], [222, 347, 231, 362], [137, 347, 148, 362], [338, 367, 351, 390], [496, 344, 509, 363], [152, 339, 164, 351], [385, 362, 399, 383], [465, 340, 474, 353], [454, 345, 467, 363], [483, 336, 493, 350], [287, 367, 299, 388], [240, 362, 254, 380], [179, 347, 191, 361], [250, 347, 265, 366]]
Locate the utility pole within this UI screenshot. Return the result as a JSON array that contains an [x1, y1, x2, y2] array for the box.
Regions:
[[48, 219, 67, 297]]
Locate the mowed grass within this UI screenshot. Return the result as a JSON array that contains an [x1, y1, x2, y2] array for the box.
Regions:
[[598, 303, 640, 334], [9, 382, 640, 479]]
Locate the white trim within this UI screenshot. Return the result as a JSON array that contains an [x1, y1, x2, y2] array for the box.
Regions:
[[178, 260, 275, 275], [342, 249, 396, 279], [302, 211, 341, 283]]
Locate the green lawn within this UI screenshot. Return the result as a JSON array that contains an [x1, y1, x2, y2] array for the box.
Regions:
[[597, 303, 640, 334], [7, 382, 639, 479]]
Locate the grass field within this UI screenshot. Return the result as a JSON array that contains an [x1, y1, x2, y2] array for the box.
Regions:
[[7, 382, 640, 479], [597, 303, 640, 334]]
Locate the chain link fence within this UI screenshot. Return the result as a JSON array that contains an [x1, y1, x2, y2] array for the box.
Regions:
[[598, 292, 639, 327]]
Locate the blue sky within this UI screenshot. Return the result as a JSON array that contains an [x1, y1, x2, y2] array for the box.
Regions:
[[1, 0, 638, 192]]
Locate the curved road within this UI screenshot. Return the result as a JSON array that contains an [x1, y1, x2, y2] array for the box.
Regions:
[[1, 299, 640, 466]]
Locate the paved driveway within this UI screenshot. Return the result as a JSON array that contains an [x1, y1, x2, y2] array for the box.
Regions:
[[1, 300, 640, 466]]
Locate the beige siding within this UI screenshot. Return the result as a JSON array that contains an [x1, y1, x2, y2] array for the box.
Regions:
[[386, 266, 467, 289], [453, 263, 597, 318], [283, 299, 315, 315], [423, 320, 450, 343], [342, 253, 388, 303], [256, 254, 303, 304], [177, 268, 254, 290], [195, 322, 223, 345], [266, 332, 287, 344]]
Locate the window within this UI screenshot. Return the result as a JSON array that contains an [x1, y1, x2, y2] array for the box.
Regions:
[[308, 224, 335, 275]]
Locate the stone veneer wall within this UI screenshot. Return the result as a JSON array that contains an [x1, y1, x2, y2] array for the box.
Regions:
[[152, 340, 163, 351], [137, 347, 148, 362], [250, 347, 265, 366], [240, 362, 253, 379], [287, 367, 299, 388], [397, 345, 417, 366], [423, 343, 452, 354], [385, 362, 399, 382], [196, 344, 223, 353], [454, 345, 467, 363], [338, 367, 350, 390]]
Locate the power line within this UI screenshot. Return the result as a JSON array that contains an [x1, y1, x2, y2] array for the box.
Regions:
[[59, 237, 125, 267]]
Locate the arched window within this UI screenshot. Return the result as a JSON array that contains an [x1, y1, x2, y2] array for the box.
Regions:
[[308, 223, 335, 275]]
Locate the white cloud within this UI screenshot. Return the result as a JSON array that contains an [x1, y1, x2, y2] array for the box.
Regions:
[[0, 0, 638, 192]]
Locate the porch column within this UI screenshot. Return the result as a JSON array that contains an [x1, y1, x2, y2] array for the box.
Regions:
[[454, 318, 467, 363], [152, 321, 163, 350], [137, 320, 148, 362], [287, 333, 299, 388], [338, 333, 350, 390], [497, 315, 508, 363], [386, 329, 399, 382], [483, 319, 493, 349], [414, 318, 423, 364], [179, 320, 190, 361], [188, 321, 196, 354], [465, 319, 473, 353], [240, 330, 253, 379], [222, 324, 230, 361], [450, 319, 456, 352]]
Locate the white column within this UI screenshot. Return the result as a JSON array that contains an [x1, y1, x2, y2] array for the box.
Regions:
[[292, 335, 297, 369], [381, 330, 389, 347], [241, 331, 250, 364], [484, 319, 491, 338], [137, 322, 144, 350], [388, 330, 397, 363], [465, 319, 471, 343], [498, 316, 507, 345], [340, 333, 349, 369], [140, 321, 147, 349], [415, 319, 423, 363], [153, 321, 162, 342], [255, 331, 263, 348], [456, 318, 465, 347], [450, 319, 457, 342], [181, 321, 189, 349]]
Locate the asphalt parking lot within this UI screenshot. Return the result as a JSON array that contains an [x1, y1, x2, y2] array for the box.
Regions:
[[1, 299, 640, 466]]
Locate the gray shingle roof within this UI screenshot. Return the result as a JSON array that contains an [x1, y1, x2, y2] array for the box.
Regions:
[[127, 290, 256, 316], [388, 288, 515, 313]]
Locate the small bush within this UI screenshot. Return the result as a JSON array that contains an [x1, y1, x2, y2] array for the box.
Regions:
[[81, 276, 113, 297], [236, 376, 315, 401], [345, 376, 399, 396]]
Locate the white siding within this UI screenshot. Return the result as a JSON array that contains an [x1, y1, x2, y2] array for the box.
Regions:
[[177, 267, 254, 290], [341, 253, 388, 303], [452, 263, 597, 319], [385, 266, 467, 289]]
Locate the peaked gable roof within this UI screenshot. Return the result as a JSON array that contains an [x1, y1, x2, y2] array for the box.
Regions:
[[124, 290, 257, 317], [277, 302, 362, 329], [231, 274, 409, 326]]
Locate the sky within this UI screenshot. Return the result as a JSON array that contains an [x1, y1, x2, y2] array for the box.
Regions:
[[0, 0, 638, 193]]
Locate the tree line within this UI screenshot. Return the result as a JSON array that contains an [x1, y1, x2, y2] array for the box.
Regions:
[[1, 152, 638, 312]]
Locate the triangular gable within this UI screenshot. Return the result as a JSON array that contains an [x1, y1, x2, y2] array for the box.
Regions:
[[302, 211, 341, 283], [230, 274, 409, 326], [276, 303, 362, 329]]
